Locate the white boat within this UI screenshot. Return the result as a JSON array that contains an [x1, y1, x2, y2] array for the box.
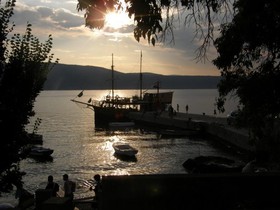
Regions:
[[113, 142, 138, 157], [29, 146, 53, 157]]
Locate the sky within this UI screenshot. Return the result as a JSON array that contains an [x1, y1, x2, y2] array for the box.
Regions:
[[8, 0, 220, 76]]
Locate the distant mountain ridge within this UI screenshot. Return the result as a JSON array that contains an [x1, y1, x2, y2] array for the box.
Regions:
[[43, 63, 220, 90]]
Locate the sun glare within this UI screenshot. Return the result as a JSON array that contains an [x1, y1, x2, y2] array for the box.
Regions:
[[105, 11, 132, 29]]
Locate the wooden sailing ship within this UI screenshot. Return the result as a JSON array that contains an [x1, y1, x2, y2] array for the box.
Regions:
[[71, 53, 173, 126]]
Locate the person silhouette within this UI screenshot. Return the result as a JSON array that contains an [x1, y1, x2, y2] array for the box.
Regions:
[[63, 174, 74, 201], [45, 175, 59, 197]]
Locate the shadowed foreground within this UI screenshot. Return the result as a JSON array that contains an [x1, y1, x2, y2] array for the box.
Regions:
[[99, 173, 280, 210]]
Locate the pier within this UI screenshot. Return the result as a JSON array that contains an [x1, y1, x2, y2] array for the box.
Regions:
[[128, 111, 255, 153]]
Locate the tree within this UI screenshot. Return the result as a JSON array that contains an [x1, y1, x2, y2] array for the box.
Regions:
[[213, 0, 280, 161], [0, 0, 15, 77], [77, 0, 231, 52], [0, 0, 58, 193], [77, 0, 280, 162]]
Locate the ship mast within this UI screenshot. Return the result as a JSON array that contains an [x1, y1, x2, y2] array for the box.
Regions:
[[140, 51, 143, 100], [111, 53, 114, 101]]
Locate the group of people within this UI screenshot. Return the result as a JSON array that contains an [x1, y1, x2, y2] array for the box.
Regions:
[[12, 175, 73, 210], [168, 104, 189, 117], [45, 174, 75, 200], [176, 104, 189, 113], [45, 173, 101, 208]]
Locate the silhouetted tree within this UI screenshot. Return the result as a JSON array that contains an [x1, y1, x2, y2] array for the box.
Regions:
[[77, 0, 231, 57], [0, 0, 15, 77], [213, 0, 280, 161], [0, 0, 58, 193], [78, 0, 280, 162]]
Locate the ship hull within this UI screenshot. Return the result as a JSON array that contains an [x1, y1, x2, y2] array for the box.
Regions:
[[93, 106, 134, 127]]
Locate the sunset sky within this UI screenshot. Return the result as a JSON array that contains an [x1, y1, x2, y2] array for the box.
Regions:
[[9, 0, 220, 76]]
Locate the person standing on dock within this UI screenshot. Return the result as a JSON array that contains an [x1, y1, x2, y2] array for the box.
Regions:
[[45, 175, 59, 197], [63, 174, 75, 201], [186, 104, 189, 113]]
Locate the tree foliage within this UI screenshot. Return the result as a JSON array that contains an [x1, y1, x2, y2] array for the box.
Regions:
[[213, 0, 280, 159], [77, 0, 231, 48], [0, 0, 58, 193], [0, 0, 15, 76]]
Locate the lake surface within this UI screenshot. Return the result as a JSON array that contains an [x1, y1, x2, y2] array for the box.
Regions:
[[1, 89, 240, 203]]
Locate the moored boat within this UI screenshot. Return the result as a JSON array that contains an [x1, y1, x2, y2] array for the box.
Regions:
[[112, 142, 138, 157], [29, 146, 53, 157]]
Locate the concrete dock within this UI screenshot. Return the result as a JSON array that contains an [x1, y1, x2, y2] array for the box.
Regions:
[[128, 111, 255, 153]]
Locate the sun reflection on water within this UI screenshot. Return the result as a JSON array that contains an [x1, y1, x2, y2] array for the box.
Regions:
[[112, 168, 131, 176], [0, 90, 245, 206]]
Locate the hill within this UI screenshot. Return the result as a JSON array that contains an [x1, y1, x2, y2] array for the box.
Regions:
[[43, 63, 220, 90]]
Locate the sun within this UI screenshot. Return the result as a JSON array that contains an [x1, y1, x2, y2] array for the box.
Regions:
[[105, 11, 132, 29]]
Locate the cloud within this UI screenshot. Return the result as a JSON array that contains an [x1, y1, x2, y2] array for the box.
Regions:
[[103, 24, 134, 34], [12, 4, 84, 30], [37, 7, 53, 18], [7, 0, 219, 76], [51, 9, 83, 28]]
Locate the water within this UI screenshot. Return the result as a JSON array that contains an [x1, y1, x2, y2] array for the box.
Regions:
[[1, 89, 239, 203]]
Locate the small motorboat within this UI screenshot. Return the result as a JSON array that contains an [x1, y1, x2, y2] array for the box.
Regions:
[[29, 146, 53, 157], [113, 142, 138, 157]]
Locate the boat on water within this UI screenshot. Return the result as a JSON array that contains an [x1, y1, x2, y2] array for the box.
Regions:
[[29, 146, 53, 157], [158, 129, 199, 138], [71, 53, 173, 126], [112, 142, 138, 157]]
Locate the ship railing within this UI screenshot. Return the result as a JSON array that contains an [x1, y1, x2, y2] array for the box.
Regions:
[[91, 99, 101, 106]]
